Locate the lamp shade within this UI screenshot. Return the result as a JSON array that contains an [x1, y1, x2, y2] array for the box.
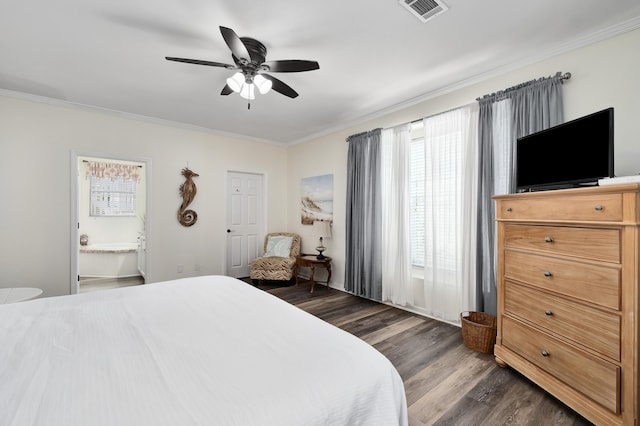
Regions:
[[312, 220, 331, 239], [226, 72, 244, 92], [239, 83, 255, 100], [253, 74, 272, 95]]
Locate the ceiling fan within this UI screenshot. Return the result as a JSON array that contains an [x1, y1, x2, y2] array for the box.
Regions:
[[166, 26, 319, 106]]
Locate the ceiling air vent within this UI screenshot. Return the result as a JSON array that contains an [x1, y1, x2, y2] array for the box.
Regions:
[[399, 0, 448, 23]]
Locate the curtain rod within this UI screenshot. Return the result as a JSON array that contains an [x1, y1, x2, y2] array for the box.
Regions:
[[408, 100, 478, 125], [476, 71, 571, 101], [345, 72, 571, 139], [345, 128, 382, 142], [348, 100, 477, 138]]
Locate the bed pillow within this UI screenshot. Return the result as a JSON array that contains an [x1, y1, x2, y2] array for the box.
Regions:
[[264, 236, 293, 258]]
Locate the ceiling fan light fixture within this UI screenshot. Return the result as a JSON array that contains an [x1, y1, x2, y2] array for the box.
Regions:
[[166, 26, 318, 102], [226, 72, 245, 93], [227, 72, 258, 99], [254, 74, 272, 95]]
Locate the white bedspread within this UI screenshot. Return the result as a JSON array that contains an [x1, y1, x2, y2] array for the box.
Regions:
[[0, 276, 407, 426]]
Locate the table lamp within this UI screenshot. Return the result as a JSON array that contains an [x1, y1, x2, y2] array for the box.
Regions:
[[312, 220, 331, 260]]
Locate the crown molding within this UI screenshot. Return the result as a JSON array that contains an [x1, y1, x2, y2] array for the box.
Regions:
[[0, 88, 287, 147]]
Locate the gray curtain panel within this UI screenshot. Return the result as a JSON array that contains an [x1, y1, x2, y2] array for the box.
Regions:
[[345, 129, 383, 301], [477, 100, 497, 316], [476, 73, 565, 315]]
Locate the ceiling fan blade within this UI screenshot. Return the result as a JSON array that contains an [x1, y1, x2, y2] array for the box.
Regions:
[[221, 84, 233, 96], [262, 74, 299, 98], [165, 57, 234, 69], [262, 60, 320, 73], [219, 26, 251, 61]]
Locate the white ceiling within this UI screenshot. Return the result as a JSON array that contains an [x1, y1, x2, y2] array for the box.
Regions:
[[2, 0, 640, 145]]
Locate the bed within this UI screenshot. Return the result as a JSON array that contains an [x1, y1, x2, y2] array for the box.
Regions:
[[0, 275, 408, 425]]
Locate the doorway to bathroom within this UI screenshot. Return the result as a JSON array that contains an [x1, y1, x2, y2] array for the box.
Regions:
[[70, 152, 150, 294]]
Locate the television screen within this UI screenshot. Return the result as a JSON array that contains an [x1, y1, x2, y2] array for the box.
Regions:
[[515, 108, 614, 192]]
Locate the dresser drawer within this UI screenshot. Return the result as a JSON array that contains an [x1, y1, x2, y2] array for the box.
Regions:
[[503, 224, 620, 263], [502, 316, 620, 414], [504, 281, 621, 360], [496, 193, 623, 222], [504, 250, 621, 310]]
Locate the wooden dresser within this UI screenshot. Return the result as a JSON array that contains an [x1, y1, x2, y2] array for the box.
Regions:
[[493, 184, 639, 425]]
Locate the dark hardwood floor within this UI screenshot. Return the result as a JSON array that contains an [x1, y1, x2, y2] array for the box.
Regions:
[[260, 279, 593, 426]]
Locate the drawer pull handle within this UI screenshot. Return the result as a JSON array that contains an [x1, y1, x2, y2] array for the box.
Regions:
[[545, 310, 553, 316], [541, 350, 550, 357], [594, 204, 603, 211], [506, 207, 513, 212], [544, 236, 553, 243], [543, 271, 553, 277]]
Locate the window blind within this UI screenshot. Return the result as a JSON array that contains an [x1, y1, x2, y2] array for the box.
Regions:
[[90, 176, 137, 216]]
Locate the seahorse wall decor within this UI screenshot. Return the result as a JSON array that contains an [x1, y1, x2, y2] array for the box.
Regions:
[[178, 167, 199, 227]]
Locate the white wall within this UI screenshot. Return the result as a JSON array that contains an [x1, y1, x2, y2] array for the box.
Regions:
[[0, 97, 289, 296], [1, 28, 638, 298], [286, 28, 640, 291]]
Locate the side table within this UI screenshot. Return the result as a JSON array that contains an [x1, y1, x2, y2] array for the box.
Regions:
[[294, 254, 332, 293]]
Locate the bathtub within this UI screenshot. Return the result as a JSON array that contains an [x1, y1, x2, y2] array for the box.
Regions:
[[79, 242, 140, 278]]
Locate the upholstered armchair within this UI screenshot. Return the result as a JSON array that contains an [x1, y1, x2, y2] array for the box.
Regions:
[[250, 232, 301, 286]]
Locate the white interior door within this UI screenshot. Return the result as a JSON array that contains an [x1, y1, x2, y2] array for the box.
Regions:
[[226, 172, 263, 278]]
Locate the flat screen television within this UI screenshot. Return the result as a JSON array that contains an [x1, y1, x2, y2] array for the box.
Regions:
[[515, 107, 614, 192]]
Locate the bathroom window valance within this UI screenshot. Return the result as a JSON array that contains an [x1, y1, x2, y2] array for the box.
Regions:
[[85, 161, 141, 182]]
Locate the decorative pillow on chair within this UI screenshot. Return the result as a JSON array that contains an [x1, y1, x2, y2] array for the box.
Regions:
[[264, 236, 293, 257]]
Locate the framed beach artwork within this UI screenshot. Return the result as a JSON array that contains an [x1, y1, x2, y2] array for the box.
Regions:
[[301, 174, 333, 225]]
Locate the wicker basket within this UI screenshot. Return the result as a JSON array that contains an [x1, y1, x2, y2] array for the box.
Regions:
[[460, 311, 497, 354]]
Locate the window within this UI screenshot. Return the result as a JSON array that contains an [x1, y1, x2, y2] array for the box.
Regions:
[[90, 175, 137, 216]]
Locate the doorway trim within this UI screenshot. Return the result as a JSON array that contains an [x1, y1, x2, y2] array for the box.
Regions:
[[70, 150, 152, 294]]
